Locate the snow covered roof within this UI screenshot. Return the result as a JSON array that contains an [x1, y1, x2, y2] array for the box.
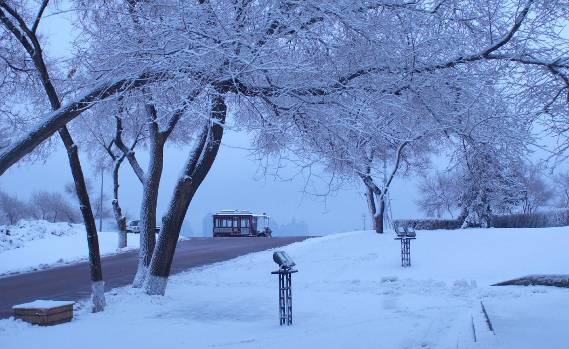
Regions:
[[12, 300, 75, 309], [214, 210, 269, 217]]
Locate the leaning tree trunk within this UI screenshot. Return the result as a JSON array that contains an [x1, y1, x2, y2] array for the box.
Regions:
[[144, 97, 226, 295], [60, 128, 105, 311], [0, 8, 107, 311], [111, 156, 128, 249], [133, 115, 164, 288]]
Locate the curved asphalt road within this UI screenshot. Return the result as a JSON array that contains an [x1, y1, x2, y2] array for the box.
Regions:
[[0, 236, 308, 319]]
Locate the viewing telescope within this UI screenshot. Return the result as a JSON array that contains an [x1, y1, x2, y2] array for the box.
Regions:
[[273, 251, 296, 270]]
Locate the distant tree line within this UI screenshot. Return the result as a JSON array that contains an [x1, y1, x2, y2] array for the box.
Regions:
[[0, 189, 77, 225], [0, 183, 111, 226]]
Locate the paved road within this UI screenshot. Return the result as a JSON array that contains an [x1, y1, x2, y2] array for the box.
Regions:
[[0, 237, 308, 319]]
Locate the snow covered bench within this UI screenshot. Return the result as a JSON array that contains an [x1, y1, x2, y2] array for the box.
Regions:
[[12, 300, 75, 326]]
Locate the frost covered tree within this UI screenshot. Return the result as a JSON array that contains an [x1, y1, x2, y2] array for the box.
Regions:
[[417, 172, 461, 219], [1, 0, 568, 176], [450, 141, 526, 227], [418, 154, 548, 224], [516, 163, 553, 213], [72, 0, 232, 290], [290, 117, 432, 234], [30, 191, 79, 223], [0, 189, 32, 225], [553, 172, 569, 209], [73, 100, 145, 249], [70, 0, 395, 292], [0, 0, 105, 311]]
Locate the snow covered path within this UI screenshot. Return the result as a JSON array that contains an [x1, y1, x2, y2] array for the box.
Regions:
[[1, 228, 568, 349]]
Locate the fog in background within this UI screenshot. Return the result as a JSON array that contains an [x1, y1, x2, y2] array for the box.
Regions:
[[0, 129, 423, 236]]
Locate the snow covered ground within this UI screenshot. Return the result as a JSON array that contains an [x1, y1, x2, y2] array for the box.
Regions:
[[1, 227, 568, 348], [0, 220, 139, 276], [1, 220, 81, 252]]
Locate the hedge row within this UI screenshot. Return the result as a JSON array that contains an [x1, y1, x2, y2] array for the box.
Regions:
[[490, 209, 569, 228], [393, 218, 461, 231], [395, 209, 569, 230]]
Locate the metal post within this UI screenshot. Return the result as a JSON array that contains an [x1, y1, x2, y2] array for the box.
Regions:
[[400, 238, 411, 267], [279, 273, 286, 325], [395, 226, 416, 268], [286, 272, 292, 325], [272, 269, 297, 326], [406, 239, 410, 267], [395, 235, 414, 268]]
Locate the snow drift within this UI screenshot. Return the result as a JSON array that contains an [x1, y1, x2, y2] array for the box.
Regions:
[[0, 220, 80, 253]]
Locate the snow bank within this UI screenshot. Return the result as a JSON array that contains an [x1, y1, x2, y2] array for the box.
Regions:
[[1, 227, 568, 348], [0, 220, 139, 276], [0, 220, 80, 252]]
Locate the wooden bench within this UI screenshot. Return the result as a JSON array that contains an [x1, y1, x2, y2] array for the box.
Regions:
[[12, 300, 75, 326]]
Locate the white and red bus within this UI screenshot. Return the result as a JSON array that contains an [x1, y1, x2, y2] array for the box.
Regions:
[[212, 210, 272, 237]]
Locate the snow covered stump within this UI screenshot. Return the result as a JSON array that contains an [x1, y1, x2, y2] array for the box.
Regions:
[[12, 300, 75, 326], [271, 251, 298, 326], [394, 226, 416, 267]]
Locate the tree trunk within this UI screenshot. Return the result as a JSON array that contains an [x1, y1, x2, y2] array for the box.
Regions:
[[364, 183, 383, 234], [133, 113, 164, 288], [33, 35, 105, 310], [8, 16, 107, 310], [144, 97, 226, 295], [112, 157, 128, 249], [58, 127, 106, 311], [376, 196, 386, 234], [365, 186, 376, 231]]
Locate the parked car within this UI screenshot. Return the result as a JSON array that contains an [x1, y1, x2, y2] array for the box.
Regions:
[[126, 220, 161, 234]]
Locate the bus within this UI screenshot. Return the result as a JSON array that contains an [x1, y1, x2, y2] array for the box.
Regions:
[[212, 210, 272, 237]]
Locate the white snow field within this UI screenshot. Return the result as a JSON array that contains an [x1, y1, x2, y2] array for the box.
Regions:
[[1, 227, 569, 349], [0, 220, 139, 276]]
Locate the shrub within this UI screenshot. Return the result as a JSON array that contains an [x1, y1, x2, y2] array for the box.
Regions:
[[393, 218, 461, 231], [490, 209, 569, 228]]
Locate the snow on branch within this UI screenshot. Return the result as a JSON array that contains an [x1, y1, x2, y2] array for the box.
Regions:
[[0, 71, 158, 175]]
